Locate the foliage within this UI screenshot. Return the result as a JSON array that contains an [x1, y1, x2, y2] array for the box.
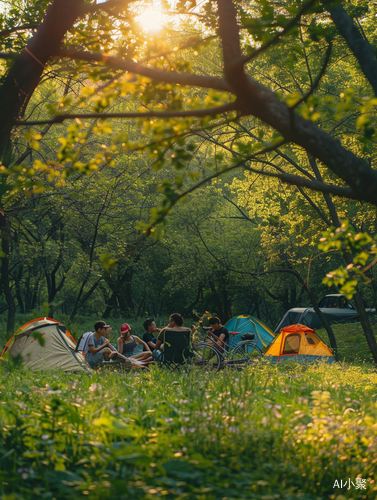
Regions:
[[0, 363, 377, 498], [0, 1, 376, 350], [2, 0, 377, 210], [1, 3, 377, 493], [319, 220, 377, 298]]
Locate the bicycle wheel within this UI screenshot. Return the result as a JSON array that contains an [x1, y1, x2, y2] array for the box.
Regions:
[[231, 341, 262, 364], [192, 342, 222, 371]]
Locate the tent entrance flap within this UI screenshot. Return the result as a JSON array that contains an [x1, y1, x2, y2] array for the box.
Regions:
[[283, 334, 301, 354], [8, 331, 31, 358]]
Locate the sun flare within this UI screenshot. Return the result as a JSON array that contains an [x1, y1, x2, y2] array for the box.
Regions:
[[136, 4, 168, 33]]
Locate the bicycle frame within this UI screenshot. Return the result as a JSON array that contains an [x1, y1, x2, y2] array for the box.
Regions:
[[193, 329, 262, 369], [205, 330, 229, 357]]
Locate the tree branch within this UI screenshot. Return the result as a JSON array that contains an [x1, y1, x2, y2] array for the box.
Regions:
[[230, 73, 377, 205], [56, 49, 230, 91], [141, 139, 364, 247], [216, 1, 377, 205], [14, 102, 236, 126], [244, 162, 360, 200], [142, 35, 217, 64], [299, 25, 313, 88], [324, 2, 377, 97], [222, 195, 258, 225], [306, 153, 340, 227], [216, 0, 245, 82], [235, 122, 316, 181], [291, 42, 332, 110], [241, 0, 317, 65], [0, 24, 38, 38], [254, 157, 333, 226], [83, 0, 135, 15]]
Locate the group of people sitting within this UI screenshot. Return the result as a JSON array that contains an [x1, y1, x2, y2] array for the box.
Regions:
[[82, 313, 229, 369]]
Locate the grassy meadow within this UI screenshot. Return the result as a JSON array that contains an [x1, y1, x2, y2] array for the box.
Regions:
[[1, 316, 377, 499], [317, 320, 377, 364], [0, 361, 377, 499]]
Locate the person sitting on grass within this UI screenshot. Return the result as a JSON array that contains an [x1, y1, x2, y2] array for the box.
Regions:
[[85, 321, 118, 368], [117, 323, 154, 364], [208, 316, 229, 352], [142, 317, 161, 353]]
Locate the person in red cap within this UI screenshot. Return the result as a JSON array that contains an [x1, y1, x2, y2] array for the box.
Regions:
[[116, 323, 153, 364]]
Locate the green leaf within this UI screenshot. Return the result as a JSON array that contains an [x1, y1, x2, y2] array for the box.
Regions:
[[99, 253, 118, 271], [32, 331, 45, 347]]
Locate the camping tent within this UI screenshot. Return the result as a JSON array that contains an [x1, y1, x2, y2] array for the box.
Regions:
[[264, 324, 335, 364], [1, 317, 90, 372], [224, 315, 275, 351]]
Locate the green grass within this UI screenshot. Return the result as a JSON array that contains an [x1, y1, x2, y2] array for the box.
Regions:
[[0, 362, 377, 499], [316, 320, 377, 364], [1, 316, 377, 498]]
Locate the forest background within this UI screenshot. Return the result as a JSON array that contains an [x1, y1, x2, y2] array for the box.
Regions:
[[1, 2, 377, 499], [0, 0, 376, 350]]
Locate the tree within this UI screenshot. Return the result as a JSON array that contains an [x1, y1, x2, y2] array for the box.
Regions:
[[0, 0, 375, 203], [0, 0, 376, 344]]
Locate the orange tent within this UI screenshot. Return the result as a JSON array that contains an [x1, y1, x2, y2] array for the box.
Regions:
[[264, 324, 335, 364]]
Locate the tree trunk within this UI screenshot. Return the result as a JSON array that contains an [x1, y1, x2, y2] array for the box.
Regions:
[[279, 267, 339, 357], [353, 291, 377, 364], [183, 284, 203, 317], [209, 279, 225, 322], [30, 278, 40, 311], [70, 277, 101, 320], [136, 292, 146, 318], [302, 282, 339, 358], [343, 253, 377, 364], [14, 264, 25, 314], [122, 267, 135, 316], [0, 214, 16, 334], [103, 291, 117, 319], [309, 156, 377, 364], [0, 0, 85, 161]]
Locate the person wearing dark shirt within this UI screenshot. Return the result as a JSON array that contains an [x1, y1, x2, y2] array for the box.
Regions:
[[208, 316, 229, 351], [142, 317, 161, 352]]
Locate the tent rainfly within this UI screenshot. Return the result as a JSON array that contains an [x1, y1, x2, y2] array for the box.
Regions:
[[224, 314, 275, 351], [1, 317, 90, 372], [264, 324, 335, 364]]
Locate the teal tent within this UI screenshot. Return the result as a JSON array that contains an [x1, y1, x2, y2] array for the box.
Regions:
[[224, 315, 275, 351]]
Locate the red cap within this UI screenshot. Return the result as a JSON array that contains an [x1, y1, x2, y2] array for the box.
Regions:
[[120, 323, 131, 333]]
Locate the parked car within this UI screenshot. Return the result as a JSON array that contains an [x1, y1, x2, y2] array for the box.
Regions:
[[317, 294, 355, 310], [274, 294, 374, 333]]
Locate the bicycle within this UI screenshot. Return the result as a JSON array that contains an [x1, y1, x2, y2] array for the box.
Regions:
[[193, 329, 263, 371]]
